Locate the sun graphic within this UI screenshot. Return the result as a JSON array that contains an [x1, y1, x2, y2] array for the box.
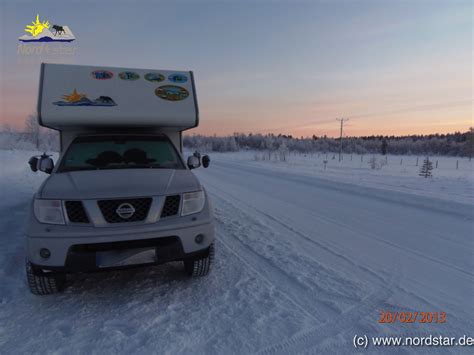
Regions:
[[62, 89, 86, 103], [24, 14, 50, 37]]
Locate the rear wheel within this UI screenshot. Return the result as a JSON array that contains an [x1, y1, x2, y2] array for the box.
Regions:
[[26, 260, 65, 295], [184, 243, 215, 277]]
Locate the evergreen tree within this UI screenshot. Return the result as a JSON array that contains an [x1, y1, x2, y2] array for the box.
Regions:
[[419, 157, 433, 178]]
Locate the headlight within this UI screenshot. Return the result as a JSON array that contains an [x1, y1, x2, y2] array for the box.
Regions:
[[34, 199, 66, 225], [181, 191, 205, 216]]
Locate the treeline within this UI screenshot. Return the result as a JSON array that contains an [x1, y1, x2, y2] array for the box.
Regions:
[[0, 115, 59, 151], [184, 130, 474, 157], [1, 115, 472, 157]]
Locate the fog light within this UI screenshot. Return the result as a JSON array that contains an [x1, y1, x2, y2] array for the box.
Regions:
[[195, 234, 204, 244], [39, 248, 51, 259]]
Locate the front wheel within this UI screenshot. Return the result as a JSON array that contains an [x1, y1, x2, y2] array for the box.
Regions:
[[184, 243, 215, 277], [26, 260, 65, 295]]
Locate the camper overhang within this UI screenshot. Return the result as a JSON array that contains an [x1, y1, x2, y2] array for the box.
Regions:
[[37, 63, 199, 132]]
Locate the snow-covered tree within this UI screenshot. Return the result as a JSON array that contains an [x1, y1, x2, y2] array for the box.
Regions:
[[25, 114, 40, 149], [463, 127, 473, 160], [381, 139, 388, 155], [264, 136, 274, 160], [278, 142, 289, 161]]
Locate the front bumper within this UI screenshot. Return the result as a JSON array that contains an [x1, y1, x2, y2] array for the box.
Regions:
[[26, 216, 214, 269]]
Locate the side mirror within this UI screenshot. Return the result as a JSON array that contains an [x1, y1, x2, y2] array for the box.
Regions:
[[187, 156, 200, 169], [28, 156, 39, 172], [202, 155, 210, 168], [39, 157, 54, 174]]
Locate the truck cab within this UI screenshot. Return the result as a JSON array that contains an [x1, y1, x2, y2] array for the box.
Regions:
[[25, 64, 215, 295]]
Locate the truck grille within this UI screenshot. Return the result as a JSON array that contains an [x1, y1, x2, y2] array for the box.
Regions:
[[161, 195, 181, 218], [65, 201, 89, 223], [98, 198, 152, 223]]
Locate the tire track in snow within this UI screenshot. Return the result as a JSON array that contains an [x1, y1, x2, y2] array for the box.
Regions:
[[206, 172, 473, 279], [206, 190, 402, 355], [256, 272, 401, 355], [211, 188, 373, 306], [207, 185, 389, 286], [207, 184, 473, 336], [195, 192, 371, 351], [213, 201, 340, 323]]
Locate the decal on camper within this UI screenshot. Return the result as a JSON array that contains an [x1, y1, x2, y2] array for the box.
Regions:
[[154, 85, 189, 101], [119, 71, 140, 81], [145, 73, 165, 82], [168, 74, 188, 83], [91, 70, 114, 80], [52, 89, 117, 106]]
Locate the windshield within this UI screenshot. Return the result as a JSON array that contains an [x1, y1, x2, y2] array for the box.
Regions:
[[58, 135, 184, 172]]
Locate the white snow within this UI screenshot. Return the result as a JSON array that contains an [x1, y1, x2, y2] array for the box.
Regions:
[[0, 149, 473, 354], [209, 151, 474, 205]]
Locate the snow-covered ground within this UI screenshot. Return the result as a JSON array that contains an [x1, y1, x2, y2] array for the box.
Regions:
[[210, 151, 474, 205], [0, 149, 473, 354]]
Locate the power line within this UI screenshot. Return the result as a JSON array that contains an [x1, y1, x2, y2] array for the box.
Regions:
[[251, 99, 472, 134], [336, 118, 349, 161], [346, 100, 473, 120]]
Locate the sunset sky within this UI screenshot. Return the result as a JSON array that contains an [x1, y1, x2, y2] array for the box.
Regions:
[[0, 0, 472, 137]]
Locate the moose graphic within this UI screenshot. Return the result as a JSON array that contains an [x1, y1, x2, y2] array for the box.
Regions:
[[52, 25, 65, 36], [96, 96, 115, 104]]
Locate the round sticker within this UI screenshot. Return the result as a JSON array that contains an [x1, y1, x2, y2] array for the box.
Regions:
[[168, 73, 188, 83], [91, 70, 113, 80], [119, 71, 140, 81], [155, 85, 189, 101], [145, 73, 165, 82]]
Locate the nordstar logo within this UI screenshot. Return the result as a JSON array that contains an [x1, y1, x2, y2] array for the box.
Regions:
[[18, 14, 76, 43], [116, 203, 136, 219]]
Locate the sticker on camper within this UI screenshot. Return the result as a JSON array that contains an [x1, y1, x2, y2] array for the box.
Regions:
[[52, 89, 117, 106], [155, 85, 189, 101], [119, 71, 140, 81], [91, 70, 113, 80], [145, 73, 165, 82], [168, 74, 188, 83]]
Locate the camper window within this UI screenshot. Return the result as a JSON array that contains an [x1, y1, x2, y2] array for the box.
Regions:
[[58, 135, 184, 172]]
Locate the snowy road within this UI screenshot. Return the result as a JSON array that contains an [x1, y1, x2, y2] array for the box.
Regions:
[[1, 154, 473, 354]]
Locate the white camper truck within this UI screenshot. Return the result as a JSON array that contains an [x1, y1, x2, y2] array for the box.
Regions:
[[25, 63, 215, 295]]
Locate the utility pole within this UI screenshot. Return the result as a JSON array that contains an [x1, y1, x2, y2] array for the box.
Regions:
[[336, 118, 348, 162]]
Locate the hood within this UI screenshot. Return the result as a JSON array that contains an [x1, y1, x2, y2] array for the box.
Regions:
[[39, 169, 201, 199]]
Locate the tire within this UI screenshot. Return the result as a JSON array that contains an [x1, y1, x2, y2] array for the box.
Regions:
[[184, 243, 215, 277], [26, 260, 65, 295]]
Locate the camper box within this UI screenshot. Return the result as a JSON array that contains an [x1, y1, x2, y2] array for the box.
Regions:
[[37, 63, 199, 151]]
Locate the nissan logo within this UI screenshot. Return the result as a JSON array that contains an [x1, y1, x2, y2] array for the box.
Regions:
[[116, 203, 135, 219]]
